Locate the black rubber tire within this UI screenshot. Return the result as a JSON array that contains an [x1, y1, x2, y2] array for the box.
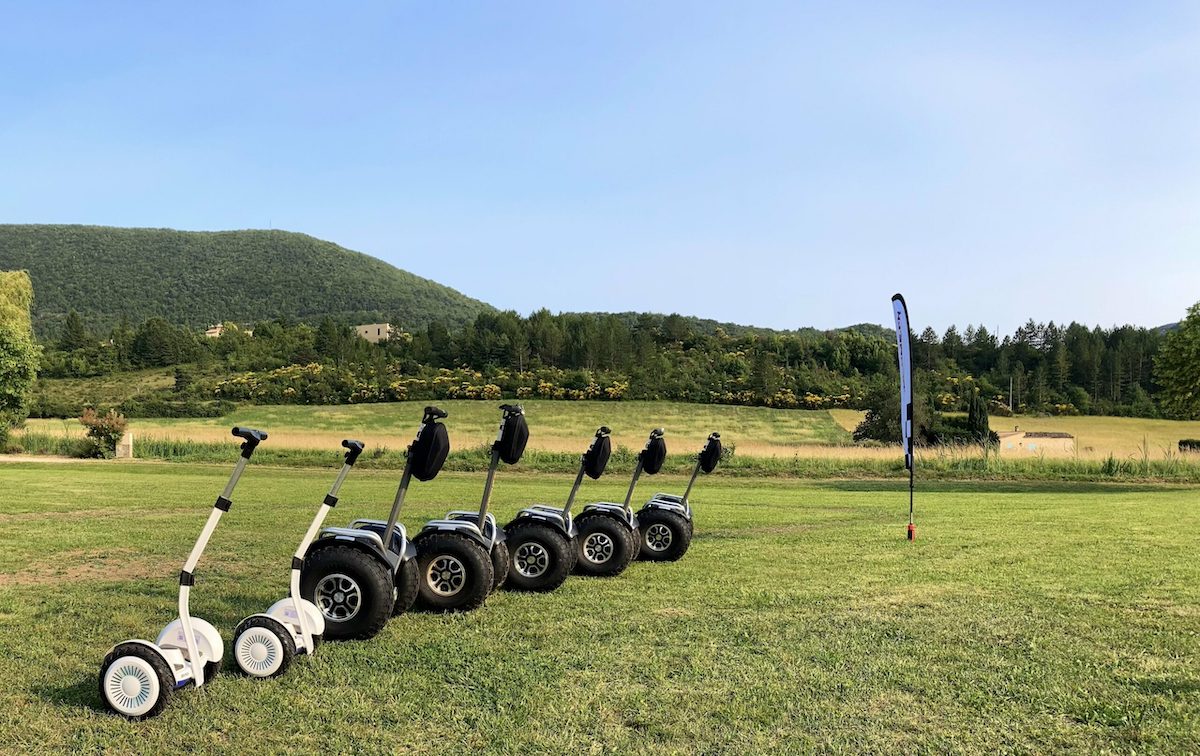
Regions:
[[504, 522, 575, 592], [574, 512, 637, 577], [232, 615, 296, 679], [490, 541, 510, 592], [636, 509, 692, 562], [99, 642, 174, 720], [392, 556, 420, 616], [414, 531, 494, 612], [300, 544, 393, 640], [203, 659, 221, 684]]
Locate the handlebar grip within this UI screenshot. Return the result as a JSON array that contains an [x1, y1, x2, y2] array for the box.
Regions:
[[342, 439, 365, 465], [231, 427, 268, 458], [423, 405, 448, 421]]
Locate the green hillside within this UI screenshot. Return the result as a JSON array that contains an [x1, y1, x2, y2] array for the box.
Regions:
[[0, 224, 491, 335]]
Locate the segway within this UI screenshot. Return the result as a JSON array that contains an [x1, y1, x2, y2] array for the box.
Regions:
[[503, 426, 612, 591], [412, 403, 527, 611], [231, 440, 364, 677], [637, 432, 721, 561], [574, 428, 666, 577], [300, 407, 449, 640], [98, 427, 267, 720]]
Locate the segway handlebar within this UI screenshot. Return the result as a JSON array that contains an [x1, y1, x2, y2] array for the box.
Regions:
[[423, 405, 447, 421], [596, 426, 611, 437], [341, 439, 365, 466], [231, 427, 268, 458]]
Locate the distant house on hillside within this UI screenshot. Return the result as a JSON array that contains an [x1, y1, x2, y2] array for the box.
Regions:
[[355, 323, 393, 344], [997, 429, 1075, 456], [205, 323, 253, 338]]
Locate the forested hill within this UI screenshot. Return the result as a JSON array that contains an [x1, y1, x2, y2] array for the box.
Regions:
[[591, 312, 892, 339], [0, 224, 492, 335]]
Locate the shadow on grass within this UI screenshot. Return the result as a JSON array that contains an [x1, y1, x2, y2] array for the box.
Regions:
[[37, 675, 105, 714], [1133, 677, 1200, 696]]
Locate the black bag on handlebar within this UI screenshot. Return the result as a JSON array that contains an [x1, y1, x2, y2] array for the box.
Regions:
[[698, 433, 722, 474], [495, 412, 529, 465], [640, 435, 667, 475], [582, 435, 611, 480], [409, 421, 450, 482]]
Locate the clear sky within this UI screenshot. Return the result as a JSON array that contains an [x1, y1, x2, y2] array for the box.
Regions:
[[3, 2, 1197, 334]]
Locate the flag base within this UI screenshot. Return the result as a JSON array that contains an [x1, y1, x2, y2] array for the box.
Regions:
[[906, 523, 915, 541]]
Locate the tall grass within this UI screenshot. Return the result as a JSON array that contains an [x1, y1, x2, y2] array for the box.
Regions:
[[16, 431, 1200, 482]]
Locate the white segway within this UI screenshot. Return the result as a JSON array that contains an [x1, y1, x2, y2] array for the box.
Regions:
[[637, 432, 721, 561], [231, 440, 364, 678], [573, 428, 666, 577], [98, 427, 266, 720], [502, 426, 612, 591]]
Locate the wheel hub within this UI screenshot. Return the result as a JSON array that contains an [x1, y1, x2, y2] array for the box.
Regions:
[[514, 541, 550, 578], [645, 523, 673, 552], [583, 532, 614, 563], [427, 555, 466, 596], [120, 676, 141, 698], [104, 656, 158, 716], [316, 573, 362, 621]]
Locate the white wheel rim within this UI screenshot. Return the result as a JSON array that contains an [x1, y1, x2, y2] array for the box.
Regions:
[[316, 573, 362, 621], [236, 627, 285, 677], [426, 555, 466, 596], [583, 532, 614, 564], [514, 541, 550, 578], [103, 655, 160, 717], [645, 523, 673, 552]]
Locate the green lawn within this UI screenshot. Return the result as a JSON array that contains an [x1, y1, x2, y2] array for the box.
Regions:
[[1, 461, 1198, 752]]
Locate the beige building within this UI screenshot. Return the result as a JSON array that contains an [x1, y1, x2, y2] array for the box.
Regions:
[[355, 323, 393, 344], [997, 430, 1075, 456], [205, 323, 252, 338]]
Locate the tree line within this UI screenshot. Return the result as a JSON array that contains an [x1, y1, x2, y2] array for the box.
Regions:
[[33, 304, 1200, 420]]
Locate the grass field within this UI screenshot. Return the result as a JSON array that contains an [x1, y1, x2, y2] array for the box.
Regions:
[[23, 400, 856, 458], [26, 401, 1200, 465], [1, 460, 1198, 752]]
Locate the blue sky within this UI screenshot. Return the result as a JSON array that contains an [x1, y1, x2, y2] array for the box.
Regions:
[[2, 1, 1197, 333]]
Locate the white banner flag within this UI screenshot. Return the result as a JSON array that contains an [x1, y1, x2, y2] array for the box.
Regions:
[[891, 294, 913, 471]]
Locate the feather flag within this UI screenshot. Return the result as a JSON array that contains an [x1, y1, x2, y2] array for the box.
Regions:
[[891, 294, 915, 540]]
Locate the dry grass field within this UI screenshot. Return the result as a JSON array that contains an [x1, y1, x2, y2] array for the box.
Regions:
[[21, 402, 1200, 466]]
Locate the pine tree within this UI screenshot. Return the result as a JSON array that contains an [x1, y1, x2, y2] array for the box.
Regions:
[[59, 310, 91, 351], [1154, 302, 1200, 419]]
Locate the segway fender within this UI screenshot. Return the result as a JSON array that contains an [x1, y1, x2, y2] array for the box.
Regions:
[[157, 616, 224, 664], [508, 511, 573, 538], [641, 498, 692, 520], [581, 502, 639, 530], [266, 597, 326, 637], [417, 519, 491, 549]]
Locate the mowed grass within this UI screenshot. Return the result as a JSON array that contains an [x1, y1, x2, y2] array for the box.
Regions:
[[1, 461, 1198, 752], [24, 400, 854, 458]]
